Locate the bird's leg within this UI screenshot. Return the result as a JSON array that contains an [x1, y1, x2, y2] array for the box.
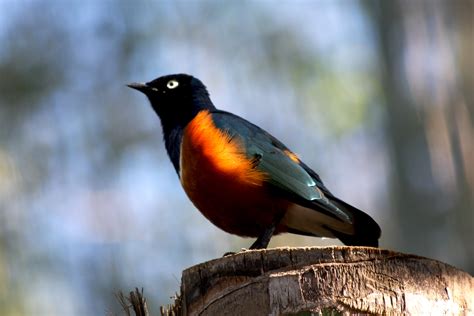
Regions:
[[249, 212, 285, 250], [222, 213, 285, 256], [249, 225, 275, 249], [223, 233, 272, 256]]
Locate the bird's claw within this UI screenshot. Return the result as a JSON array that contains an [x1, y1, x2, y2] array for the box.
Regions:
[[222, 248, 250, 257]]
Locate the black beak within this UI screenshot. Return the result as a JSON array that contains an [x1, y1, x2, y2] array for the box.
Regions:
[[127, 82, 150, 93]]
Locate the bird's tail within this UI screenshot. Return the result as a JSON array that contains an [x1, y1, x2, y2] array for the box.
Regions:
[[326, 196, 381, 247]]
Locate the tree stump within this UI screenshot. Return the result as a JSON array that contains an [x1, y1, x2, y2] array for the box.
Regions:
[[180, 246, 473, 315]]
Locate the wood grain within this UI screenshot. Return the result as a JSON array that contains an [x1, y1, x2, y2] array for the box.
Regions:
[[180, 247, 473, 315]]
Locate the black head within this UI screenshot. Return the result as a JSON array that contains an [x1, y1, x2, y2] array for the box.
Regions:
[[128, 74, 216, 174], [128, 73, 215, 130]]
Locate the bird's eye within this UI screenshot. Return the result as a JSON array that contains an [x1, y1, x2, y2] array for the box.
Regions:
[[166, 80, 179, 89]]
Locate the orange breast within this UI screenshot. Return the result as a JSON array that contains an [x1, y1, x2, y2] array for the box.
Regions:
[[179, 110, 287, 237]]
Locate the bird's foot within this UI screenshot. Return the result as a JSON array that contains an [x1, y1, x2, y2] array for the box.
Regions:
[[222, 248, 249, 257]]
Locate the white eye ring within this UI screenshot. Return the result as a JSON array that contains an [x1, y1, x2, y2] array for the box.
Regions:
[[166, 80, 179, 89]]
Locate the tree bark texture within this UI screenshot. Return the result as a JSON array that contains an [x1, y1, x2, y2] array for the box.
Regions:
[[180, 246, 473, 315]]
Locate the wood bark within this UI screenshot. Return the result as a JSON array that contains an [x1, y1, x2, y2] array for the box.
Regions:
[[180, 246, 473, 315]]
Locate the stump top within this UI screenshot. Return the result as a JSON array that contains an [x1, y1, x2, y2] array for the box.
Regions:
[[180, 246, 473, 315], [182, 246, 422, 284]]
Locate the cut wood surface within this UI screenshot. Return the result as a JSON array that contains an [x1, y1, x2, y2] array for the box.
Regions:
[[180, 246, 473, 315]]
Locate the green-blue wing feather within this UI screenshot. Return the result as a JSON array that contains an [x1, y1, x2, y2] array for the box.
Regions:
[[210, 110, 351, 223]]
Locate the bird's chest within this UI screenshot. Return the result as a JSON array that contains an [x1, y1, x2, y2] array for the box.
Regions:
[[179, 114, 265, 201], [178, 111, 274, 235]]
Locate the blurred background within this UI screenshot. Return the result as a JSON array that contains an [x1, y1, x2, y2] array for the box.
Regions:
[[0, 0, 472, 314]]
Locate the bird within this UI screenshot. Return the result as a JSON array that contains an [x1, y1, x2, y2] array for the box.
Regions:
[[128, 73, 381, 249]]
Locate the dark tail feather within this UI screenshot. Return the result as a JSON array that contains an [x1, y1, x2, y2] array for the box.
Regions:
[[328, 197, 381, 247]]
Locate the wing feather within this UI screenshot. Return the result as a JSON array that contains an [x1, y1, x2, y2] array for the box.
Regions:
[[211, 110, 351, 224]]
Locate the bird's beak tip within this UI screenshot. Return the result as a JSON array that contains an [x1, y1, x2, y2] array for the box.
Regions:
[[127, 82, 149, 92]]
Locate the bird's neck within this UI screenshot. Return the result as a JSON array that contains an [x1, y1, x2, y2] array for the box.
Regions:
[[159, 86, 216, 175], [192, 89, 214, 111], [163, 124, 184, 175], [161, 98, 216, 176]]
